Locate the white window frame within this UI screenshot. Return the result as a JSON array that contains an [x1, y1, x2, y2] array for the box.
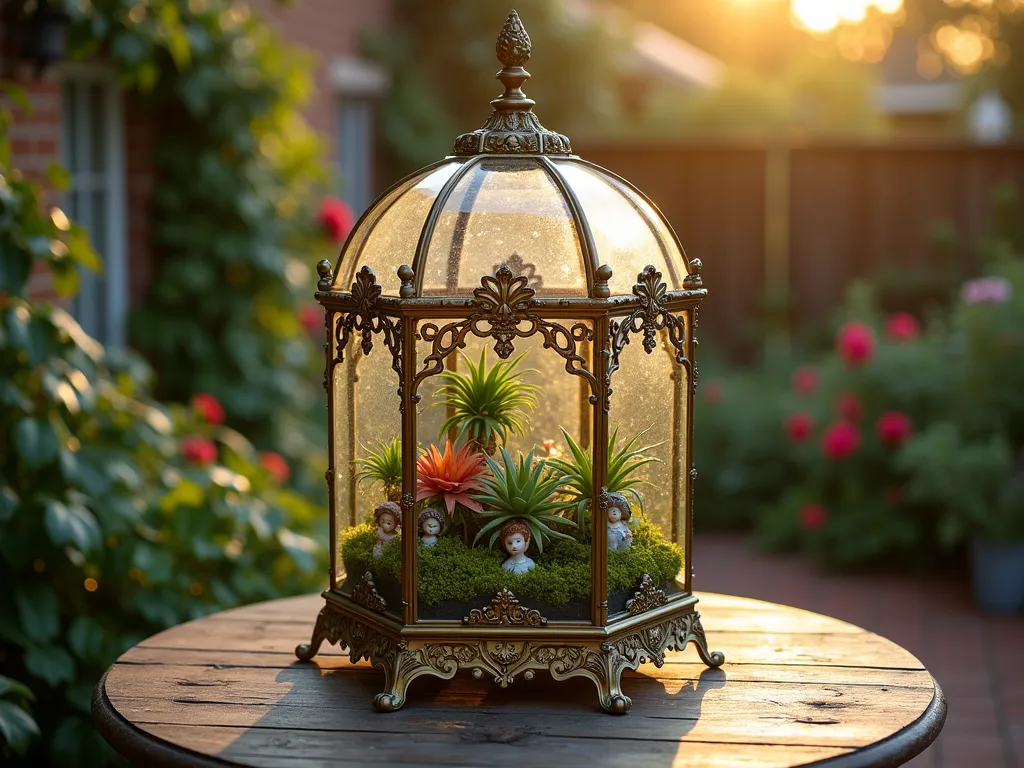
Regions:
[[59, 63, 128, 346], [330, 57, 389, 217]]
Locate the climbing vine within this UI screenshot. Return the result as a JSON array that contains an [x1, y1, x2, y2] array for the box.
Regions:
[[68, 0, 330, 482]]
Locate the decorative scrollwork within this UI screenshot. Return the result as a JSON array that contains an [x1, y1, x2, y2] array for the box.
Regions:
[[333, 266, 405, 411], [412, 266, 597, 399], [351, 572, 387, 613], [626, 574, 667, 616], [605, 265, 688, 412], [464, 588, 548, 627]]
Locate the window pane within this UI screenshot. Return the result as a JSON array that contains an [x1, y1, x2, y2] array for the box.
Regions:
[[88, 84, 107, 174], [337, 98, 373, 215]]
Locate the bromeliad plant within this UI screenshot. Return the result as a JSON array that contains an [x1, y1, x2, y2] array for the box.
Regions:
[[416, 440, 488, 542], [354, 437, 403, 502], [472, 448, 577, 552], [548, 427, 662, 527], [433, 349, 539, 454]]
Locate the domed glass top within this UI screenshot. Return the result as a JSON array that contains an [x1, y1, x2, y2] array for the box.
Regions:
[[332, 156, 690, 298], [328, 10, 695, 300]]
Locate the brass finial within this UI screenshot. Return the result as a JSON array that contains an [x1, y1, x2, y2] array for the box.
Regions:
[[453, 10, 571, 156]]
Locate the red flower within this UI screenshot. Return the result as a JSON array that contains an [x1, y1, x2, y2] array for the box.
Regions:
[[837, 322, 875, 366], [821, 422, 860, 460], [181, 436, 217, 465], [876, 411, 912, 446], [318, 196, 354, 243], [792, 366, 818, 395], [192, 393, 225, 425], [835, 392, 863, 423], [260, 451, 290, 483], [799, 503, 828, 530], [785, 412, 814, 443], [885, 312, 919, 342], [703, 382, 723, 405], [299, 306, 320, 332]]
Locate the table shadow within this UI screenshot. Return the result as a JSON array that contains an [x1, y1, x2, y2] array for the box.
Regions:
[[216, 660, 728, 767]]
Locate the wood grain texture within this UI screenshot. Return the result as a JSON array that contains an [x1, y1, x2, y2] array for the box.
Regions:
[[93, 592, 946, 768]]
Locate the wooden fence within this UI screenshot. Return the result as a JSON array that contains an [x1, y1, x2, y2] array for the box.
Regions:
[[578, 141, 1024, 358]]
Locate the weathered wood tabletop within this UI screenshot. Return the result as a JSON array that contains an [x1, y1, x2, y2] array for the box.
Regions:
[[93, 592, 945, 768]]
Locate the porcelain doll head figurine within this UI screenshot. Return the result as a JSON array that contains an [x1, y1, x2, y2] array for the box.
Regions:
[[601, 490, 634, 551], [372, 501, 401, 558], [500, 519, 536, 574], [375, 501, 401, 534], [417, 507, 445, 547]]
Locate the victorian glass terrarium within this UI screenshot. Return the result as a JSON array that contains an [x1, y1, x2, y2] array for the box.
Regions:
[[296, 11, 722, 713]]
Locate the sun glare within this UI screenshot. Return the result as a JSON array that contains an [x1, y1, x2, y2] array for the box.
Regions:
[[790, 0, 904, 34]]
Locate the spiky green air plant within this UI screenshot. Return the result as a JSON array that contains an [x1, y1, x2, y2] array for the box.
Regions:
[[433, 349, 539, 455], [353, 437, 403, 502], [548, 427, 663, 527], [472, 448, 577, 552]]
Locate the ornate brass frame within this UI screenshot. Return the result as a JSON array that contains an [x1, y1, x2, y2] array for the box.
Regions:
[[297, 592, 723, 714], [298, 11, 722, 714]]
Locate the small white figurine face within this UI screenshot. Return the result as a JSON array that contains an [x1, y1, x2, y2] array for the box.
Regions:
[[504, 533, 527, 557], [379, 513, 398, 534], [608, 507, 622, 524], [422, 518, 441, 536]]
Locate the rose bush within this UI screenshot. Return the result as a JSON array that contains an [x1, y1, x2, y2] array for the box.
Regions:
[[0, 116, 324, 765]]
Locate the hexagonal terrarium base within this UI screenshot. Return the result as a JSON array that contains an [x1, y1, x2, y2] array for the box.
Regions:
[[295, 593, 724, 714]]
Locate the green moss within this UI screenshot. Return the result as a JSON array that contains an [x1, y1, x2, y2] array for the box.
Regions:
[[340, 520, 683, 607]]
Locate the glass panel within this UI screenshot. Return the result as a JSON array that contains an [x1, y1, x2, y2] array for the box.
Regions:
[[61, 82, 77, 173], [421, 158, 586, 297], [337, 162, 463, 292], [333, 320, 404, 619], [88, 84, 107, 174], [413, 319, 593, 622], [605, 325, 687, 621], [554, 161, 683, 296]]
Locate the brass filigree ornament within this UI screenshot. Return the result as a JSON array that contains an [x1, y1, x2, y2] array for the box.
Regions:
[[626, 574, 668, 616], [453, 11, 571, 156], [464, 588, 548, 627], [351, 572, 387, 613], [297, 601, 724, 713]]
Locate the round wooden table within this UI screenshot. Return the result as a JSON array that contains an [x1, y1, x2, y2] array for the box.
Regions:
[[93, 593, 945, 768]]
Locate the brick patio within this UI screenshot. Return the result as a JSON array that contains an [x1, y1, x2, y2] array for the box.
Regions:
[[694, 533, 1024, 768]]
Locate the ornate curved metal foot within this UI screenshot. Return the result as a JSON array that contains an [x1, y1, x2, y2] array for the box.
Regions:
[[689, 611, 725, 669], [295, 607, 347, 662]]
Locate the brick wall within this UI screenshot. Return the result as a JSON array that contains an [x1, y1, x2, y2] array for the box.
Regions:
[[250, 0, 393, 161], [0, 54, 62, 300]]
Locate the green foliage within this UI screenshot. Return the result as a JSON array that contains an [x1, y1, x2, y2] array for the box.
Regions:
[[898, 423, 1016, 544], [0, 114, 324, 765], [0, 676, 39, 758], [472, 448, 576, 551], [434, 350, 539, 453], [363, 0, 623, 171], [354, 437, 402, 502], [548, 427, 661, 526], [67, 1, 328, 481], [340, 521, 682, 607]]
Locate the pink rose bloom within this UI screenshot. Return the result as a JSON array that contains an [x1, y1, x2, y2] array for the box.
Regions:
[[962, 277, 1011, 304], [836, 322, 875, 366]]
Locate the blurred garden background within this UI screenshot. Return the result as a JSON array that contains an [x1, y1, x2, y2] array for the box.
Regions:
[[2, 0, 1024, 765]]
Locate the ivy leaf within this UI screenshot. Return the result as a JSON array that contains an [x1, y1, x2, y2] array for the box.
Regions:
[[24, 645, 75, 687], [0, 700, 40, 755], [14, 583, 59, 644], [44, 499, 101, 552], [67, 616, 103, 661], [0, 676, 35, 704], [0, 486, 17, 523], [44, 163, 71, 191], [0, 240, 32, 296], [15, 418, 59, 469]]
